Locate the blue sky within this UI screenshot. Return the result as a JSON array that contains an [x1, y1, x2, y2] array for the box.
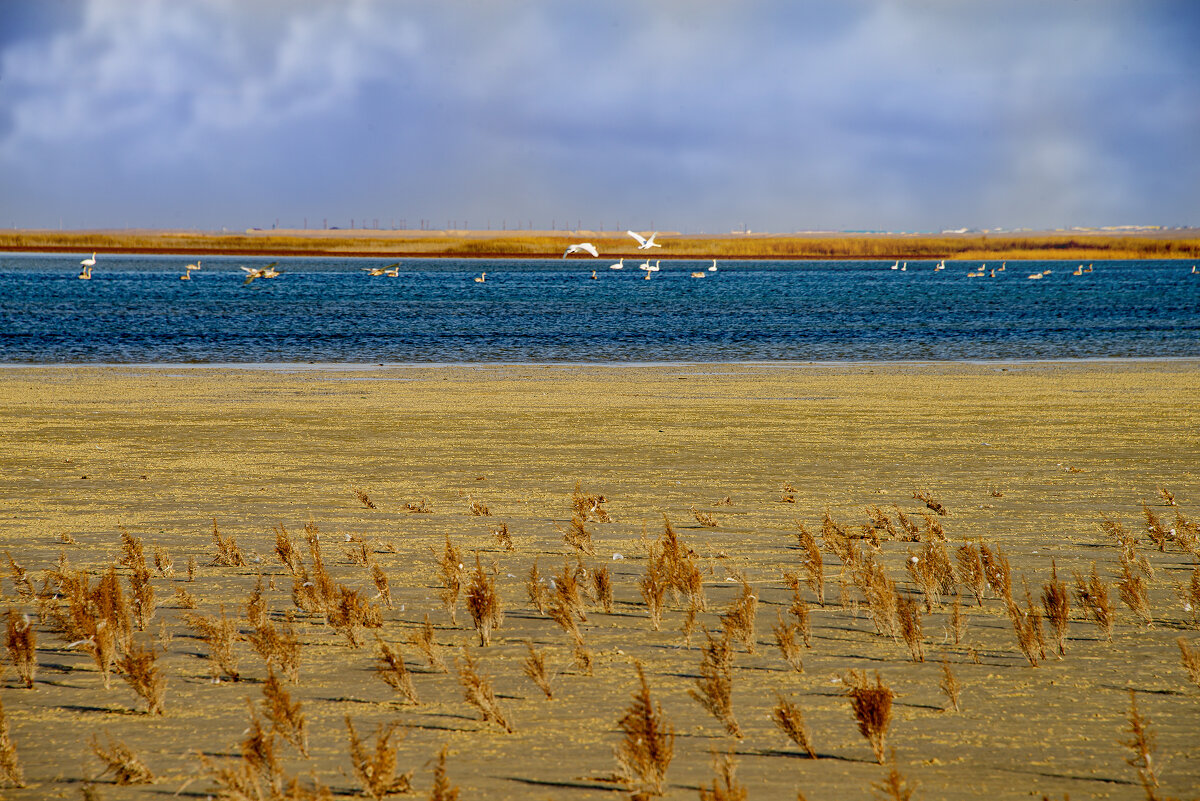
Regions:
[[1, 0, 1198, 233]]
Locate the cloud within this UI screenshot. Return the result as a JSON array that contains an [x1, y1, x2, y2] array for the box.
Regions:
[[0, 1, 1196, 230]]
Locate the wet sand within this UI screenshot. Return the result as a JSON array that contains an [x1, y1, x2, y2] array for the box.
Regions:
[[1, 361, 1198, 799]]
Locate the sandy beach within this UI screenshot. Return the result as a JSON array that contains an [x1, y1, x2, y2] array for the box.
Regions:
[[1, 360, 1198, 799]]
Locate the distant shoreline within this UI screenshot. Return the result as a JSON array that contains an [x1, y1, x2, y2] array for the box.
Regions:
[[3, 228, 1198, 261]]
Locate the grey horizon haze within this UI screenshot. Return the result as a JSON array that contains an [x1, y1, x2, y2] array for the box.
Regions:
[[1, 0, 1198, 234]]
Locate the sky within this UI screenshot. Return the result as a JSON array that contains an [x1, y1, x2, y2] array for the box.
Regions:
[[1, 0, 1198, 234]]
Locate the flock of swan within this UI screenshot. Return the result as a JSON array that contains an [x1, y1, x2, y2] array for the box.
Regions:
[[68, 250, 1200, 286]]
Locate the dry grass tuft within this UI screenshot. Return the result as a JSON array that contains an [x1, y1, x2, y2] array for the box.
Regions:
[[939, 658, 962, 712], [1181, 568, 1200, 626], [698, 750, 747, 801], [247, 615, 301, 684], [948, 592, 967, 646], [914, 490, 948, 516], [771, 693, 817, 757], [526, 558, 547, 616], [616, 662, 674, 797], [436, 536, 464, 625], [465, 554, 503, 646], [562, 515, 595, 555], [592, 566, 614, 614], [895, 593, 924, 662], [843, 670, 894, 764], [345, 717, 413, 800], [1178, 638, 1200, 690], [430, 747, 460, 801], [0, 697, 23, 788], [1157, 487, 1177, 506], [907, 541, 954, 612], [353, 486, 377, 510], [772, 611, 805, 672], [91, 733, 154, 785], [719, 577, 757, 654], [493, 522, 515, 551], [641, 556, 668, 631], [262, 666, 309, 755], [370, 562, 393, 610], [1120, 690, 1160, 799], [275, 524, 303, 576], [456, 648, 513, 732], [572, 481, 611, 522], [1142, 502, 1171, 552], [873, 755, 917, 801], [211, 518, 246, 567], [1074, 563, 1115, 641], [521, 639, 555, 699], [468, 498, 491, 516], [1117, 554, 1154, 626], [796, 523, 825, 606], [117, 640, 167, 714], [152, 545, 174, 578], [1041, 560, 1071, 657], [404, 497, 432, 513], [185, 605, 241, 681], [693, 506, 720, 528], [956, 543, 987, 606], [689, 628, 742, 739], [980, 544, 1013, 604], [1007, 577, 1047, 667], [375, 637, 419, 704], [5, 610, 36, 688], [893, 506, 920, 542], [409, 615, 447, 673]]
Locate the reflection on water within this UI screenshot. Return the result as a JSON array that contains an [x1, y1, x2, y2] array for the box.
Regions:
[[0, 254, 1197, 363]]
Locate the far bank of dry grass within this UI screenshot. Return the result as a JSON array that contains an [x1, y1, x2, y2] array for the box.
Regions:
[[3, 229, 1199, 261]]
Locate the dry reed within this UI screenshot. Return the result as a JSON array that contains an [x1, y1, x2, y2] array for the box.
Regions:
[[493, 522, 514, 551], [1181, 568, 1200, 625], [956, 544, 987, 606], [980, 545, 1013, 604], [843, 670, 894, 764], [689, 628, 742, 739], [1041, 560, 1071, 657], [772, 611, 805, 672], [409, 615, 447, 673], [572, 480, 611, 522], [1117, 555, 1154, 626], [797, 523, 825, 606], [211, 518, 246, 567], [873, 756, 917, 801], [0, 697, 23, 788], [526, 558, 547, 615], [430, 747, 460, 801], [1142, 502, 1171, 552], [152, 545, 174, 578], [593, 566, 614, 613], [185, 605, 241, 681], [1178, 638, 1200, 689], [369, 562, 393, 610], [771, 693, 817, 757], [896, 593, 925, 662], [465, 554, 503, 646], [615, 662, 674, 797], [948, 592, 967, 645], [720, 577, 757, 653], [262, 666, 309, 755], [1120, 691, 1160, 798], [375, 637, 419, 704], [1158, 487, 1177, 506], [4, 610, 35, 688], [247, 615, 301, 683], [91, 733, 154, 785], [521, 639, 554, 699], [562, 515, 595, 555], [939, 658, 961, 712], [275, 524, 303, 576], [893, 506, 920, 541], [353, 487, 377, 510], [1073, 563, 1115, 640], [436, 536, 463, 625], [698, 750, 747, 801], [914, 490, 948, 516], [1007, 577, 1046, 667], [456, 648, 513, 732], [345, 717, 413, 799], [693, 506, 719, 528], [640, 555, 667, 631], [117, 640, 166, 714]]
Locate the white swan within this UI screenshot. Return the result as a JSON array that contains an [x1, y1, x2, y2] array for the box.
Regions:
[[181, 261, 201, 280], [627, 230, 662, 250], [609, 258, 625, 270], [383, 263, 400, 277], [80, 252, 97, 268], [709, 259, 717, 272], [474, 272, 486, 283], [563, 242, 599, 258]]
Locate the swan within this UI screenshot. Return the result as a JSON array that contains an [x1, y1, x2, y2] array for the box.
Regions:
[[563, 242, 599, 258], [1027, 272, 1044, 280], [383, 263, 400, 277], [240, 262, 277, 285], [262, 264, 283, 279], [474, 272, 486, 283], [362, 266, 388, 276], [181, 261, 201, 280], [890, 260, 899, 270], [590, 270, 598, 280], [80, 252, 97, 268], [627, 230, 662, 250], [77, 265, 92, 280], [609, 258, 625, 270], [690, 271, 706, 278], [709, 259, 717, 272], [935, 260, 945, 271], [638, 258, 653, 272]]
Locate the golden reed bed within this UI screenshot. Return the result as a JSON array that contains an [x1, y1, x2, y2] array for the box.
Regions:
[[3, 228, 1200, 260], [0, 361, 1198, 799]]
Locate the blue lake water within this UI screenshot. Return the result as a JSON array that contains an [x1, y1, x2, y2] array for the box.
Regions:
[[1, 253, 1197, 363]]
